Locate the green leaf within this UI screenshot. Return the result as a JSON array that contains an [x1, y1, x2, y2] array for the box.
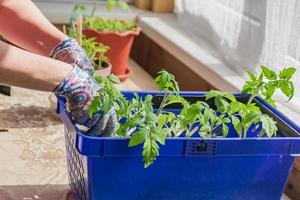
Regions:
[[260, 114, 277, 137], [117, 0, 129, 10], [154, 69, 179, 92], [87, 96, 100, 117], [215, 98, 230, 113], [222, 123, 229, 137], [280, 81, 294, 100], [153, 129, 167, 145], [264, 84, 276, 99], [246, 103, 262, 114], [164, 95, 189, 108], [229, 101, 246, 114], [143, 136, 159, 168], [128, 129, 146, 147], [205, 90, 236, 102], [106, 0, 117, 11], [261, 66, 277, 80], [279, 67, 296, 80], [247, 71, 257, 81], [108, 74, 120, 83], [231, 115, 242, 136]]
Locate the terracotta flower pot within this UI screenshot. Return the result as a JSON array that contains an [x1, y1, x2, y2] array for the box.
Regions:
[[134, 0, 151, 9], [151, 0, 174, 13], [83, 26, 141, 81], [94, 61, 112, 77]]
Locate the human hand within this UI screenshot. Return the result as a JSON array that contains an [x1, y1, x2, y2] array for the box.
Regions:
[[55, 65, 118, 136], [50, 38, 94, 74]]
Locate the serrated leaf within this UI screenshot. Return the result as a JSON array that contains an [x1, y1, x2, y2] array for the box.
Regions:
[[260, 114, 277, 137], [261, 66, 277, 80], [279, 67, 296, 80], [264, 84, 276, 99], [153, 129, 166, 145], [143, 136, 159, 168], [280, 81, 294, 100], [129, 129, 146, 147], [154, 70, 179, 92]]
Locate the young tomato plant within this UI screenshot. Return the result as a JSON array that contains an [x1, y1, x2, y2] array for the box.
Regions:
[[88, 66, 296, 168]]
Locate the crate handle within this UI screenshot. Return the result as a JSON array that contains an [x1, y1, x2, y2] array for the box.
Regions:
[[185, 140, 217, 156]]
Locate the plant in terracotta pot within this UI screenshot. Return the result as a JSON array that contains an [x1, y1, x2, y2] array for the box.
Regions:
[[72, 2, 141, 81], [82, 36, 112, 77], [68, 16, 112, 77], [82, 17, 140, 81]]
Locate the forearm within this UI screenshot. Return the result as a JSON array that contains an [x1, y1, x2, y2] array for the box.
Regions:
[[0, 0, 68, 56], [0, 41, 72, 91]]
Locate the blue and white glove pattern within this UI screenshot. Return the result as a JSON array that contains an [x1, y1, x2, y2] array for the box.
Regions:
[[55, 66, 118, 136], [50, 38, 94, 74]]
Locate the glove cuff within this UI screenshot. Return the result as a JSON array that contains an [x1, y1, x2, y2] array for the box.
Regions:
[[49, 38, 78, 58]]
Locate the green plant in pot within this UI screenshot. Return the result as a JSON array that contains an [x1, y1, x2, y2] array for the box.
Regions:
[[88, 66, 297, 168], [68, 16, 112, 77], [72, 2, 141, 81], [82, 36, 112, 77]]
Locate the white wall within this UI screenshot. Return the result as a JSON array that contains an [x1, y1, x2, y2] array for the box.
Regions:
[[175, 0, 300, 117]]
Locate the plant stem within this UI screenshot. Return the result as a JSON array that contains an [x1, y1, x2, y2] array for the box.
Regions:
[[156, 91, 169, 116], [247, 84, 265, 105]]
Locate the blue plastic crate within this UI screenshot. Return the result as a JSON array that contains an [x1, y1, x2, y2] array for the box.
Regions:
[[58, 91, 300, 200]]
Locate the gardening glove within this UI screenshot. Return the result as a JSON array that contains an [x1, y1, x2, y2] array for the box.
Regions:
[[55, 65, 119, 136], [50, 38, 94, 74]]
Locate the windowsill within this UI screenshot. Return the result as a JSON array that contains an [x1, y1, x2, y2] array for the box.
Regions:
[[136, 13, 300, 123]]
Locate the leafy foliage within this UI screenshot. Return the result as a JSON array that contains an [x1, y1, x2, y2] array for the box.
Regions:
[[106, 0, 129, 11], [82, 36, 110, 70], [242, 66, 296, 106], [83, 17, 137, 33], [88, 66, 296, 168], [67, 19, 110, 71]]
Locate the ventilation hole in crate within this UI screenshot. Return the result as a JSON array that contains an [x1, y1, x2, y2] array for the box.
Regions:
[[186, 141, 217, 155], [65, 128, 88, 200]]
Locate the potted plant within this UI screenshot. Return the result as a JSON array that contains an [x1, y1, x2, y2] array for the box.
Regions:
[[72, 2, 141, 81], [58, 66, 300, 200], [82, 36, 112, 77], [82, 17, 140, 81], [69, 16, 112, 77], [88, 65, 298, 166]]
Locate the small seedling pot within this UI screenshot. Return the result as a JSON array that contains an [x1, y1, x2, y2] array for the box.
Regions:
[[94, 61, 112, 78], [83, 26, 141, 81]]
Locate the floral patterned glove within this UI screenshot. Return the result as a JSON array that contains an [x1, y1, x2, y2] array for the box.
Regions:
[[50, 38, 94, 74], [55, 66, 118, 136]]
